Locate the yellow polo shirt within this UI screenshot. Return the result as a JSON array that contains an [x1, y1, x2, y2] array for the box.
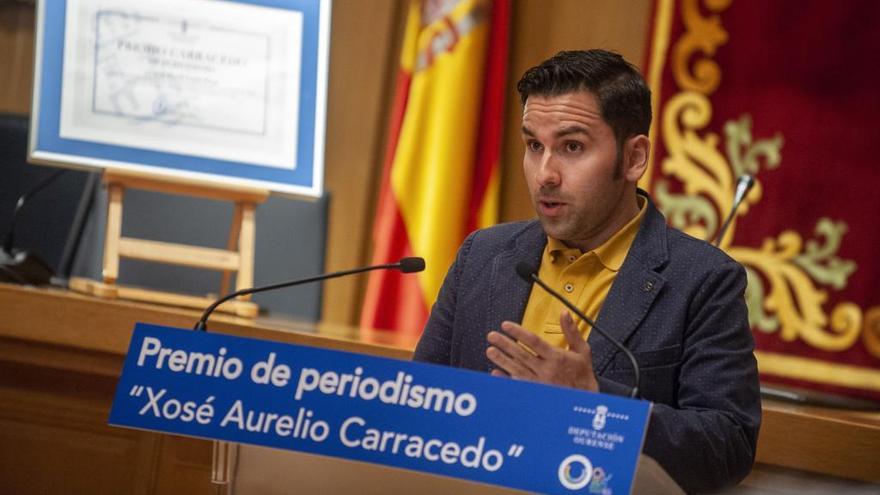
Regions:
[[521, 199, 647, 349]]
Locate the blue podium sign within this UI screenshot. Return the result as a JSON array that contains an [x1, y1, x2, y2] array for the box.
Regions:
[[110, 324, 651, 494]]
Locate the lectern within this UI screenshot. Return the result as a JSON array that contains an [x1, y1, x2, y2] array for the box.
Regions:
[[225, 445, 684, 495]]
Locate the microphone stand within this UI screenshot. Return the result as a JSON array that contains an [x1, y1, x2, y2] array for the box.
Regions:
[[198, 257, 423, 488], [516, 263, 641, 398], [194, 257, 425, 331], [0, 169, 67, 285]]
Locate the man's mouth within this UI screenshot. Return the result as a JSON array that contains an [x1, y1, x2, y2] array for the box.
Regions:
[[538, 200, 565, 215]]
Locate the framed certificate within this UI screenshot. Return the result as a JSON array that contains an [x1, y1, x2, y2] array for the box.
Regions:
[[30, 0, 331, 197]]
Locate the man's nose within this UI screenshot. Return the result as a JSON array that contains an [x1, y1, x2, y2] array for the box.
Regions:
[[535, 152, 561, 187]]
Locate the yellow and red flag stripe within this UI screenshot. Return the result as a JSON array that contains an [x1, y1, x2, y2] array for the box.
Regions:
[[361, 0, 509, 333]]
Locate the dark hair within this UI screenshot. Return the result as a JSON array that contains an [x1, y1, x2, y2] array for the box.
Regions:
[[516, 50, 652, 146]]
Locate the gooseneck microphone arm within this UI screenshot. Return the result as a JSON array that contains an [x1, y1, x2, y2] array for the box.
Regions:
[[515, 263, 640, 398], [713, 174, 755, 246], [194, 257, 426, 332], [3, 169, 66, 254]]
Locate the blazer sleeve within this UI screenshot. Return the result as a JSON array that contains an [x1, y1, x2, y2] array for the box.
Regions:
[[605, 260, 761, 493], [413, 231, 476, 365]]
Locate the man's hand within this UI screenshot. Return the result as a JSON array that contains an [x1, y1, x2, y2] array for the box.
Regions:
[[486, 312, 599, 392]]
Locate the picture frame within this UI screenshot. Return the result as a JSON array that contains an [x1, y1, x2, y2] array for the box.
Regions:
[[29, 0, 331, 197]]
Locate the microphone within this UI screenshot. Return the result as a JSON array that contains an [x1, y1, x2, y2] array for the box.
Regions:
[[713, 174, 755, 246], [515, 262, 641, 398], [0, 169, 67, 286], [194, 257, 426, 331]]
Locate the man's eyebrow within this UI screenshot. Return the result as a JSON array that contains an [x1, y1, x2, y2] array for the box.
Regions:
[[554, 125, 590, 138], [520, 125, 591, 138]]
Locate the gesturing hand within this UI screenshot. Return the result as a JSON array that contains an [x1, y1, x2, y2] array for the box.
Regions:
[[486, 312, 599, 392]]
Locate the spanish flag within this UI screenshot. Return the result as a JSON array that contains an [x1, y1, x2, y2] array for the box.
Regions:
[[361, 0, 509, 333]]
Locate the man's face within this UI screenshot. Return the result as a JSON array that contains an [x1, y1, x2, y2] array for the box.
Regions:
[[521, 90, 633, 251]]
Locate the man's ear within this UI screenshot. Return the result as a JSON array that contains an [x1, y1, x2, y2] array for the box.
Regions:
[[624, 135, 650, 183]]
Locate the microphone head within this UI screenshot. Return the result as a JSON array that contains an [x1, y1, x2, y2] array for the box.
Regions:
[[399, 257, 426, 273], [734, 174, 755, 202], [515, 262, 537, 282]]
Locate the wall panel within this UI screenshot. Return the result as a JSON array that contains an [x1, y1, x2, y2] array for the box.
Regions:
[[0, 5, 35, 114]]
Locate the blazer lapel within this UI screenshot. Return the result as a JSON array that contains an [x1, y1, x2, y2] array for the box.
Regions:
[[590, 195, 669, 374], [487, 221, 546, 337]]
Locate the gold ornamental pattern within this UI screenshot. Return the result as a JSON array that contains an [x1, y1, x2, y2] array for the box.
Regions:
[[651, 0, 872, 358]]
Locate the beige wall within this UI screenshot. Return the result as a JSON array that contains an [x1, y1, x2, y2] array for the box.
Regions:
[[0, 0, 652, 327], [0, 5, 35, 114], [319, 0, 407, 326]]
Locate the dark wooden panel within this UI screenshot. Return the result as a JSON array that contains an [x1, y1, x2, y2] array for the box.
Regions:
[[0, 362, 212, 495]]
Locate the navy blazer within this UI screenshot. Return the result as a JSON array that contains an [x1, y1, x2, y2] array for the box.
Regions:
[[414, 195, 761, 493]]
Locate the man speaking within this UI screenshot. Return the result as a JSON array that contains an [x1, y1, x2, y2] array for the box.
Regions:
[[414, 50, 761, 493]]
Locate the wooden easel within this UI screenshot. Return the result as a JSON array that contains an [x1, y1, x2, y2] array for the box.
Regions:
[[69, 170, 269, 317]]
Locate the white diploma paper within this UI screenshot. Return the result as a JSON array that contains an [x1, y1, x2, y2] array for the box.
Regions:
[[59, 0, 303, 169]]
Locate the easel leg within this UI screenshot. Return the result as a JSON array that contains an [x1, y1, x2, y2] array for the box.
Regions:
[[102, 183, 124, 285], [236, 203, 256, 303], [220, 203, 244, 296]]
